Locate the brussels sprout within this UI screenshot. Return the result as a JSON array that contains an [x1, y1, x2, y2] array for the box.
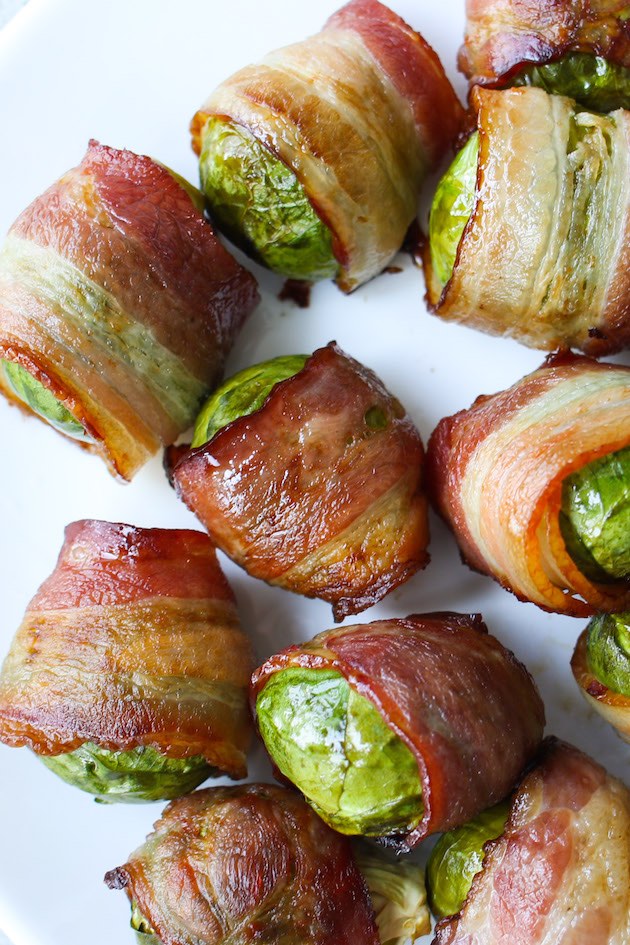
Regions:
[[191, 354, 308, 447], [40, 742, 213, 803], [513, 53, 630, 113], [2, 360, 91, 442], [560, 446, 630, 582], [199, 117, 338, 280], [256, 668, 423, 836], [426, 802, 509, 919], [131, 901, 160, 945], [353, 841, 431, 945], [429, 132, 479, 288], [586, 612, 630, 696]]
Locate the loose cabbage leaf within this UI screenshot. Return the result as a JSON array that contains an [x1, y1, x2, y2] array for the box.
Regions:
[[2, 360, 90, 442], [513, 53, 630, 113], [353, 840, 431, 945], [586, 612, 630, 696], [429, 132, 479, 288]]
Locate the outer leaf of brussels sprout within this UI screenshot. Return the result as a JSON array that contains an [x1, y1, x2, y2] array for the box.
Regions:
[[40, 742, 213, 803], [429, 132, 479, 288], [131, 901, 161, 945], [426, 802, 510, 919], [513, 53, 630, 113], [191, 354, 308, 447], [586, 612, 630, 696], [199, 117, 339, 280], [560, 446, 630, 582], [2, 360, 90, 441], [352, 840, 431, 945], [256, 668, 423, 836]]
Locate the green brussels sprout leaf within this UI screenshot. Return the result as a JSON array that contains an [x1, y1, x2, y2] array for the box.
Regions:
[[2, 360, 91, 442], [429, 132, 479, 288], [40, 742, 213, 803], [513, 52, 630, 112], [131, 901, 161, 945], [426, 802, 509, 919], [560, 446, 630, 582], [199, 117, 338, 280], [191, 354, 308, 447], [256, 668, 423, 836], [353, 841, 431, 944], [586, 612, 630, 696]]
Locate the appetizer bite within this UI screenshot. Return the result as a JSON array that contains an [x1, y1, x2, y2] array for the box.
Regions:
[[0, 141, 259, 480], [173, 342, 429, 621], [572, 613, 630, 741], [460, 0, 630, 111], [105, 783, 431, 945], [190, 0, 463, 291], [0, 521, 254, 802], [427, 352, 630, 615], [427, 739, 630, 944], [425, 86, 630, 355], [250, 613, 544, 849]]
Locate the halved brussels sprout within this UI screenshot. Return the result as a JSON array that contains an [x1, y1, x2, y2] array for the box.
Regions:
[[513, 53, 630, 113], [131, 901, 160, 945], [191, 354, 308, 447], [426, 802, 509, 919], [353, 841, 431, 945], [40, 742, 213, 803], [199, 117, 339, 280], [2, 360, 91, 442], [255, 667, 423, 836], [428, 131, 479, 288], [560, 446, 630, 582], [586, 612, 630, 696]]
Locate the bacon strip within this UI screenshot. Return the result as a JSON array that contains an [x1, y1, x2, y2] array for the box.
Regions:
[[571, 631, 630, 743], [434, 739, 630, 945], [251, 613, 544, 851], [0, 520, 254, 777], [105, 783, 380, 945], [427, 352, 630, 616], [0, 141, 259, 480], [191, 0, 463, 292], [459, 0, 630, 89], [173, 342, 429, 621]]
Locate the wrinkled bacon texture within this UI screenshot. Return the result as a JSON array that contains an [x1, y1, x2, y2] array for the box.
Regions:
[[0, 140, 259, 480], [191, 0, 463, 291], [174, 342, 429, 621], [459, 0, 630, 88], [251, 613, 544, 850], [434, 739, 630, 945], [427, 353, 630, 615], [105, 783, 380, 945], [0, 520, 254, 777], [572, 631, 630, 743]]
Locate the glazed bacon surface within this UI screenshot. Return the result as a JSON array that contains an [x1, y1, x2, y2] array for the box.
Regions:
[[105, 783, 380, 945], [0, 141, 259, 480], [0, 520, 254, 777], [251, 613, 544, 850], [191, 0, 463, 292], [572, 631, 630, 743], [434, 739, 630, 945], [174, 342, 429, 621], [459, 0, 630, 88], [427, 352, 630, 616]]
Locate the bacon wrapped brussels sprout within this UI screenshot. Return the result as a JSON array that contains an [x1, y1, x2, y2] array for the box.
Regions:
[[572, 613, 630, 741]]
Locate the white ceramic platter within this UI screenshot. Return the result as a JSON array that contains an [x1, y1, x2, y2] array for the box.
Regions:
[[0, 1, 628, 943]]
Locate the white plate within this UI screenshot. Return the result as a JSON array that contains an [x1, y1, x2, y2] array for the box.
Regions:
[[0, 2, 628, 943]]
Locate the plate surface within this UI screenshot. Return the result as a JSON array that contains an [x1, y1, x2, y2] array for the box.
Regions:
[[0, 1, 628, 943]]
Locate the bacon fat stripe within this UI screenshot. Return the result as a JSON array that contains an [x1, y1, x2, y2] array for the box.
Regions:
[[427, 352, 630, 616], [174, 342, 430, 621], [251, 613, 544, 850], [0, 141, 259, 480], [434, 738, 630, 945], [0, 520, 254, 777], [105, 783, 380, 945], [571, 631, 630, 743], [191, 0, 463, 292]]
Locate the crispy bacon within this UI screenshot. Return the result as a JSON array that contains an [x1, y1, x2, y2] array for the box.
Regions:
[[191, 0, 463, 292], [173, 342, 429, 621], [0, 141, 259, 480], [105, 783, 380, 945], [571, 631, 630, 743], [459, 0, 630, 88], [434, 739, 630, 945], [251, 613, 544, 851], [427, 352, 630, 615], [0, 520, 254, 777]]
